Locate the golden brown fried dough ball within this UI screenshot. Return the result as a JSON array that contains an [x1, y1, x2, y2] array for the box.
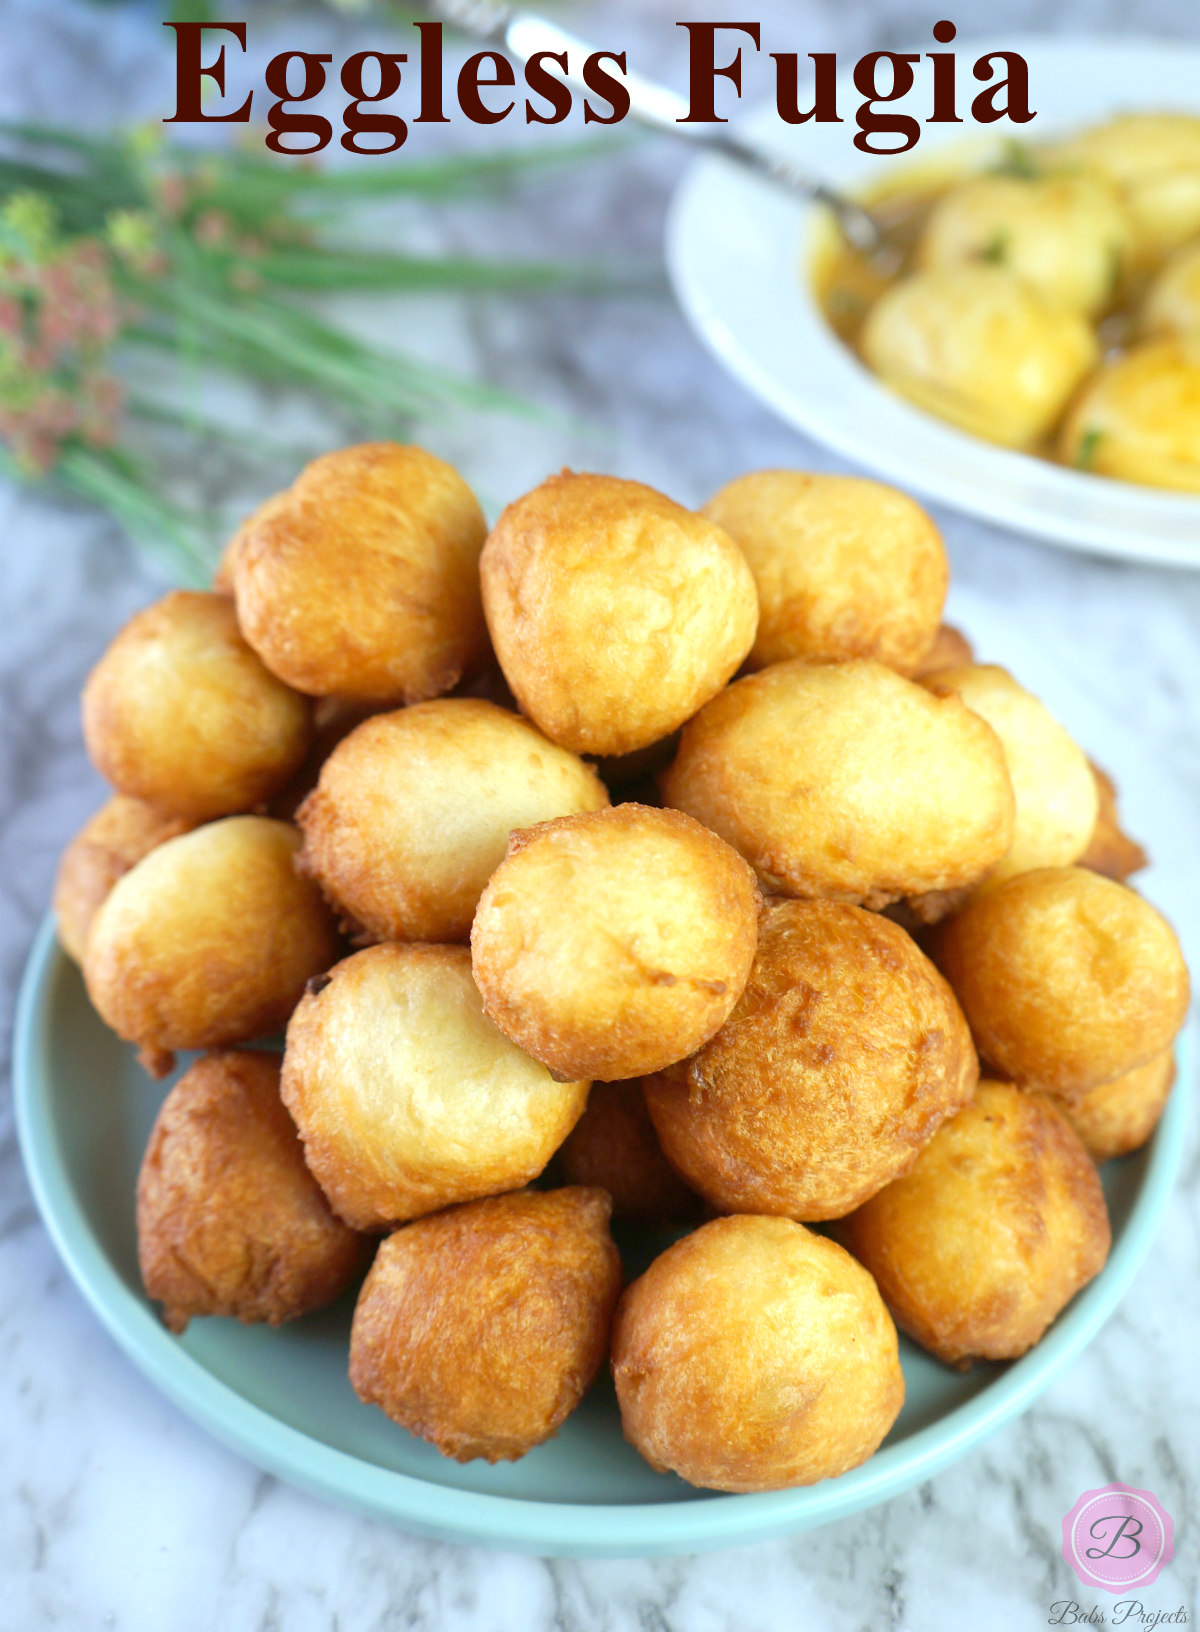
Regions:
[[643, 899, 978, 1220], [917, 172, 1131, 317], [1142, 239, 1200, 337], [700, 472, 947, 673], [137, 1050, 366, 1334], [282, 944, 588, 1231], [1059, 337, 1200, 492], [1055, 114, 1200, 264], [1046, 1049, 1176, 1163], [558, 1082, 699, 1225], [232, 443, 488, 704], [611, 1215, 904, 1492], [296, 699, 609, 945], [82, 591, 312, 821], [84, 816, 338, 1074], [480, 472, 758, 756], [860, 266, 1098, 449], [911, 622, 975, 678], [840, 1080, 1111, 1367], [1079, 762, 1148, 883], [920, 664, 1098, 884], [54, 796, 197, 964], [661, 660, 1014, 907], [349, 1188, 622, 1462], [934, 867, 1189, 1096], [471, 805, 760, 1082]]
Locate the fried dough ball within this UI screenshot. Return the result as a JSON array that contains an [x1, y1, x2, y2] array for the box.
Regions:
[[660, 660, 1014, 907], [860, 266, 1098, 449], [1059, 338, 1200, 492], [920, 664, 1098, 884], [1055, 114, 1200, 264], [296, 699, 609, 945], [912, 622, 974, 678], [700, 471, 947, 673], [558, 1082, 699, 1225], [643, 899, 978, 1220], [1142, 239, 1200, 337], [349, 1188, 622, 1463], [839, 1080, 1111, 1367], [82, 591, 312, 821], [471, 805, 761, 1082], [54, 796, 197, 964], [1079, 761, 1148, 883], [84, 816, 339, 1074], [480, 472, 758, 756], [1045, 1048, 1176, 1163], [137, 1050, 366, 1334], [611, 1216, 904, 1492], [232, 443, 488, 703], [917, 172, 1131, 317], [934, 867, 1189, 1096], [281, 944, 588, 1231]]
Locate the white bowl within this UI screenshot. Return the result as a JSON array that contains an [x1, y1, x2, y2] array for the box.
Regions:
[[665, 36, 1200, 568]]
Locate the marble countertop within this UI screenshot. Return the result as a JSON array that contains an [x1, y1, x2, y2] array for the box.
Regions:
[[1, 1, 1197, 1627]]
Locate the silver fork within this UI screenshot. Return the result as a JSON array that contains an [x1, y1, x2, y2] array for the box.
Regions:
[[428, 0, 883, 252]]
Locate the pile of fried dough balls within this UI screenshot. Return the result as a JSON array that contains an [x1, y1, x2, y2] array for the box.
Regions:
[[57, 445, 1190, 1493]]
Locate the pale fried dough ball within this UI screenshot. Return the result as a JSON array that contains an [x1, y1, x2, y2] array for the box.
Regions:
[[82, 591, 312, 821], [611, 1216, 904, 1492], [917, 173, 1131, 317], [839, 1080, 1111, 1367], [470, 805, 761, 1082], [912, 622, 974, 678], [1044, 1049, 1176, 1163], [920, 664, 1098, 884], [700, 472, 947, 673], [349, 1188, 622, 1462], [480, 472, 758, 756], [281, 944, 588, 1231], [1079, 762, 1148, 883], [137, 1050, 366, 1334], [1142, 239, 1200, 337], [54, 796, 197, 964], [1055, 114, 1200, 264], [660, 660, 1014, 907], [860, 266, 1098, 448], [296, 699, 609, 945], [558, 1082, 699, 1225], [1059, 338, 1200, 492], [84, 816, 339, 1074], [934, 867, 1189, 1096], [232, 443, 488, 703], [643, 899, 978, 1220]]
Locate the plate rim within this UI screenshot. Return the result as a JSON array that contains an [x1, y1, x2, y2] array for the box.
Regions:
[[665, 34, 1200, 570], [13, 913, 1191, 1557]]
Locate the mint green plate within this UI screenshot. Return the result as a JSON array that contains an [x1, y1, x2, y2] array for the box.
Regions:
[[13, 916, 1191, 1557]]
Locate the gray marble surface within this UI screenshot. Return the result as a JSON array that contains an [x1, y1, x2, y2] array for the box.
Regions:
[[1, 1, 1198, 1627]]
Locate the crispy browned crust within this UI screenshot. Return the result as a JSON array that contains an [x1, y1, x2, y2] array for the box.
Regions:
[[471, 804, 762, 1081], [479, 471, 758, 756], [933, 866, 1190, 1095], [839, 1080, 1111, 1367], [557, 1082, 700, 1224], [233, 443, 489, 704], [294, 699, 609, 945], [611, 1215, 904, 1492], [1026, 1047, 1176, 1163], [701, 471, 948, 674], [911, 623, 975, 678], [349, 1188, 622, 1462], [643, 898, 979, 1220], [81, 591, 313, 821], [137, 1050, 367, 1334], [83, 817, 340, 1057], [281, 943, 589, 1231], [1079, 760, 1149, 881], [660, 659, 1015, 904], [54, 795, 197, 964]]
